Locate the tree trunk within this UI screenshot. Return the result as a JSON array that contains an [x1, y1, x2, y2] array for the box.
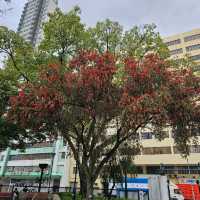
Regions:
[[86, 178, 94, 200], [79, 168, 87, 198], [78, 165, 95, 200]]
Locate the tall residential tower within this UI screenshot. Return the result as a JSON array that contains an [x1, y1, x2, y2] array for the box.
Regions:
[[17, 0, 58, 46]]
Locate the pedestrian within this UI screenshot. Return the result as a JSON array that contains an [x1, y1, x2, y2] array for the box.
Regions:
[[12, 188, 19, 200]]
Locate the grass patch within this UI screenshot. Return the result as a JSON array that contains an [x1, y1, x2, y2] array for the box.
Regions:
[[58, 192, 128, 200], [58, 192, 82, 200]]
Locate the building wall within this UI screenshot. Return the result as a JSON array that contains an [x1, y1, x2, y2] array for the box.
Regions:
[[134, 127, 200, 176], [0, 137, 70, 188], [17, 0, 58, 46], [163, 28, 200, 73], [127, 29, 200, 177]]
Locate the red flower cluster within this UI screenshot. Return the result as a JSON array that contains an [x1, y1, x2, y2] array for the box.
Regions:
[[8, 51, 200, 132]]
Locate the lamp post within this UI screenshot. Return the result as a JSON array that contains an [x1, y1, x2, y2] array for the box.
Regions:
[[38, 163, 48, 192], [48, 153, 55, 193]]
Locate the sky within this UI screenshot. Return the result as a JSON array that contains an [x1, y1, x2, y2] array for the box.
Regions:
[[0, 0, 200, 37]]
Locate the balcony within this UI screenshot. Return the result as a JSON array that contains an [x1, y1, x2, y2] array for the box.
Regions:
[[10, 147, 54, 155], [4, 171, 48, 177], [4, 171, 62, 178]]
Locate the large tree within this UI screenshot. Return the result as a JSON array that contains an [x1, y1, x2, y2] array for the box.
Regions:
[[40, 7, 169, 64], [8, 50, 200, 199], [0, 26, 49, 148]]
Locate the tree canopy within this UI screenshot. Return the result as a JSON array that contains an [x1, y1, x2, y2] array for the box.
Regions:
[[40, 8, 169, 63], [0, 26, 50, 148], [1, 7, 200, 199], [8, 50, 200, 199]]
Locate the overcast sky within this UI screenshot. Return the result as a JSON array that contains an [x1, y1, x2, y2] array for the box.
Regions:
[[0, 0, 199, 37]]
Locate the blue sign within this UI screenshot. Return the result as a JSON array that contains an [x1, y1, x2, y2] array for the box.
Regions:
[[117, 178, 149, 192]]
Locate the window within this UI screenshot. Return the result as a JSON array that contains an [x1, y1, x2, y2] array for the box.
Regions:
[[161, 131, 169, 138], [174, 145, 200, 154], [186, 44, 200, 52], [190, 145, 200, 153], [190, 54, 200, 61], [6, 166, 48, 173], [170, 48, 183, 55], [146, 166, 161, 174], [193, 65, 200, 72], [9, 153, 53, 161], [141, 132, 153, 139], [25, 142, 53, 148], [165, 39, 181, 46], [184, 34, 200, 42], [61, 152, 65, 159], [0, 155, 4, 161], [143, 147, 171, 155]]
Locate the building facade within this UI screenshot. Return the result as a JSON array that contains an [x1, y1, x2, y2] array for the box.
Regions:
[[163, 28, 200, 73], [17, 0, 58, 46], [134, 127, 200, 178], [132, 29, 200, 179], [0, 137, 72, 189], [0, 137, 101, 191]]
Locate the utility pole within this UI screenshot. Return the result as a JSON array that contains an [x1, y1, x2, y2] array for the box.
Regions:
[[38, 163, 48, 192]]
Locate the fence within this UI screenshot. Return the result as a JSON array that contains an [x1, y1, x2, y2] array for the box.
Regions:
[[0, 184, 149, 200]]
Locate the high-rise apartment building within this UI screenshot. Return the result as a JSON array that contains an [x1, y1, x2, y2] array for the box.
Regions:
[[163, 28, 200, 72], [17, 0, 58, 46]]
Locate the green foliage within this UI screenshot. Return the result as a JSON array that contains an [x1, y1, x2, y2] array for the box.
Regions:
[[87, 19, 123, 54], [40, 7, 86, 64], [40, 8, 169, 64], [121, 24, 169, 59], [0, 26, 49, 148], [59, 192, 82, 200], [58, 192, 128, 200], [0, 26, 39, 81], [1, 7, 198, 198], [0, 118, 27, 148], [101, 142, 139, 192]]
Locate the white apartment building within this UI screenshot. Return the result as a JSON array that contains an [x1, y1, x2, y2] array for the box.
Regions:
[[17, 0, 58, 46]]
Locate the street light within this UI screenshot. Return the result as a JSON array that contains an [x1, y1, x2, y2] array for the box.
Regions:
[[48, 153, 55, 193], [38, 163, 48, 192]]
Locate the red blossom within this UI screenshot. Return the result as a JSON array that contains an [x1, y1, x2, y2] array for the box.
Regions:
[[7, 51, 200, 135]]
